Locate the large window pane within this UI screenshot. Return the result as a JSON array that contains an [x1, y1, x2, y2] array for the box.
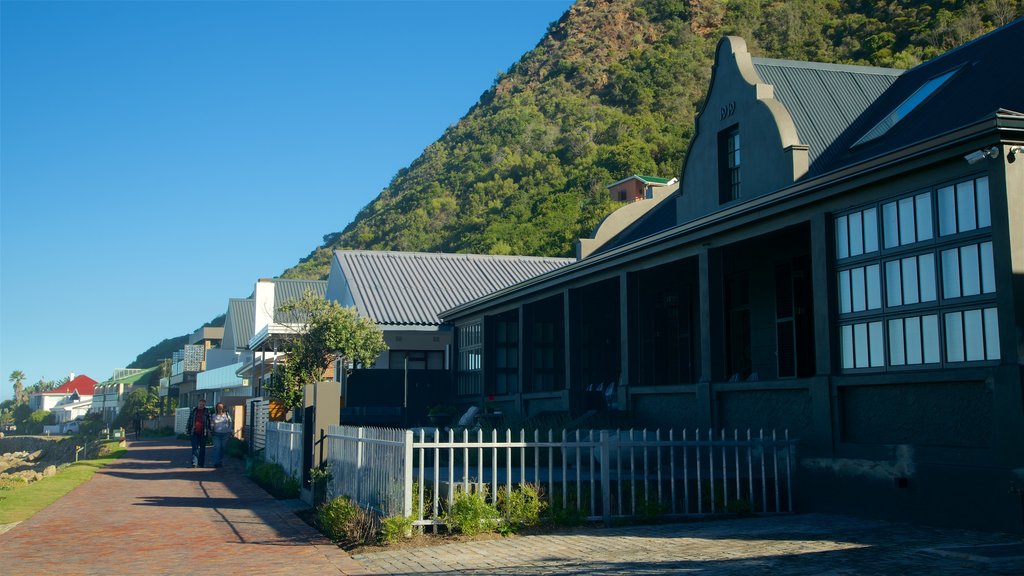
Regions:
[[901, 257, 919, 305], [883, 202, 899, 248], [915, 193, 932, 241], [905, 316, 922, 364], [945, 312, 964, 362], [984, 307, 1000, 360], [836, 215, 849, 259], [863, 208, 878, 253], [922, 315, 940, 363], [852, 267, 866, 312], [938, 185, 956, 236], [886, 260, 902, 306], [980, 242, 995, 293], [956, 180, 977, 232], [869, 322, 885, 367], [850, 211, 864, 256], [866, 264, 881, 310], [839, 270, 851, 314], [888, 319, 905, 365], [841, 325, 854, 369], [961, 244, 981, 296], [854, 323, 869, 368], [941, 248, 961, 299], [964, 309, 985, 360], [898, 197, 916, 245], [976, 177, 991, 228], [919, 254, 936, 302]]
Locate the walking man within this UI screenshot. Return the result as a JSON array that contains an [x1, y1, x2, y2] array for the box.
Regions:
[[188, 399, 212, 468]]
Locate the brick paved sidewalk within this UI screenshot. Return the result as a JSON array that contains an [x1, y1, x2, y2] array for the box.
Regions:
[[352, 514, 1024, 576], [0, 438, 367, 576]]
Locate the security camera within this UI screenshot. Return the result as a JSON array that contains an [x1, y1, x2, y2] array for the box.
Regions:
[[964, 146, 999, 164]]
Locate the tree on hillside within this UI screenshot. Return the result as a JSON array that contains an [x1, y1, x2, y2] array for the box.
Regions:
[[267, 292, 388, 417], [9, 370, 27, 405]]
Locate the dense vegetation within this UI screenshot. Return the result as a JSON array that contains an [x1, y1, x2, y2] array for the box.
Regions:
[[282, 0, 1021, 279], [130, 0, 1020, 364]]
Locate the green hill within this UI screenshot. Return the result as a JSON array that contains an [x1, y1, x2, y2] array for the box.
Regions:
[[130, 0, 1021, 366], [281, 0, 1021, 280]]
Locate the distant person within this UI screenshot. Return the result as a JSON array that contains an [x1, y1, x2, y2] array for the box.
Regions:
[[210, 402, 233, 468], [187, 399, 212, 468], [133, 416, 142, 438]]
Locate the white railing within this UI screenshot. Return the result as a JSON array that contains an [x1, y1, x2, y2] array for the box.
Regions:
[[323, 426, 796, 525], [265, 422, 304, 480], [325, 425, 411, 518]]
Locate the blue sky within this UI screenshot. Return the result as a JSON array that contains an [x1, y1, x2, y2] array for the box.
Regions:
[[0, 0, 575, 402]]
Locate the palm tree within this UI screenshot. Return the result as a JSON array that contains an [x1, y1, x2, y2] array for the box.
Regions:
[[9, 370, 26, 405]]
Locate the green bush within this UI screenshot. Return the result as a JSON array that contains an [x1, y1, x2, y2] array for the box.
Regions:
[[496, 483, 546, 534], [249, 461, 300, 499], [318, 495, 360, 541], [380, 514, 415, 544], [317, 495, 380, 546], [444, 486, 500, 536], [138, 427, 176, 437]]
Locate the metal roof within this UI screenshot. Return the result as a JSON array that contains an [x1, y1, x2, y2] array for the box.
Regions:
[[823, 17, 1024, 172], [751, 58, 902, 175], [225, 298, 254, 351], [270, 279, 327, 323], [334, 250, 573, 326]]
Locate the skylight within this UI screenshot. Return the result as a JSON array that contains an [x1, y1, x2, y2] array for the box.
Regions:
[[853, 68, 958, 147]]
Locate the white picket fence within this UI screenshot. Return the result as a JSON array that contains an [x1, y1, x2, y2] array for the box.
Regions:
[[323, 425, 797, 526], [265, 422, 304, 480]]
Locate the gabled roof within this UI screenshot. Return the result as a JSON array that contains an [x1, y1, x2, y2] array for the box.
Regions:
[[751, 58, 902, 175], [225, 297, 255, 349], [33, 375, 97, 397], [334, 250, 573, 326], [270, 279, 327, 323], [822, 18, 1024, 172]]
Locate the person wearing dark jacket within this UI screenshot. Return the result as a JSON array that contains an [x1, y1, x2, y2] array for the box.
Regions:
[[188, 399, 213, 468]]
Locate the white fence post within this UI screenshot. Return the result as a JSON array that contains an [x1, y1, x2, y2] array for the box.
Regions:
[[403, 429, 414, 519], [600, 429, 611, 523]]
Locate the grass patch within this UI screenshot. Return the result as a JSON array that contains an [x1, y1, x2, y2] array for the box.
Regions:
[[0, 441, 126, 524]]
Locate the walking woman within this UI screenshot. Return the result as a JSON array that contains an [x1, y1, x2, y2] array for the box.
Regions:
[[210, 402, 233, 468]]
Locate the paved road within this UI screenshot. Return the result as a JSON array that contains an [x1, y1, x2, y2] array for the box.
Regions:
[[2, 438, 1022, 576], [0, 439, 363, 575]]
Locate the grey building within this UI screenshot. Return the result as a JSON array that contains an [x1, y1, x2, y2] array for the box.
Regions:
[[441, 21, 1024, 532]]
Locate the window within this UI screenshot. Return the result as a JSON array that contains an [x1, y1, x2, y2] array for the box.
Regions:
[[840, 321, 885, 369], [725, 274, 752, 380], [887, 314, 940, 366], [838, 264, 881, 313], [884, 254, 936, 307], [488, 312, 519, 395], [944, 308, 1000, 362], [718, 125, 740, 203], [834, 176, 997, 371], [853, 68, 958, 146], [389, 350, 445, 370], [835, 207, 878, 259], [882, 193, 932, 248], [938, 178, 991, 236], [457, 322, 482, 397], [941, 241, 995, 299]]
